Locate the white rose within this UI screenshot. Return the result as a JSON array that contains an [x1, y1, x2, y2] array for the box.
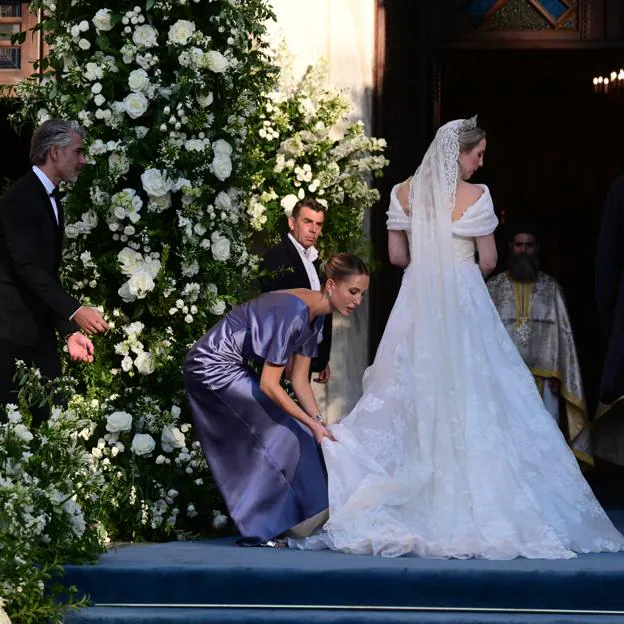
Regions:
[[109, 152, 130, 175], [141, 168, 173, 197], [212, 139, 232, 157], [118, 247, 142, 275], [215, 191, 232, 211], [161, 425, 185, 453], [205, 50, 228, 73], [123, 92, 148, 119], [212, 510, 228, 529], [92, 9, 113, 32], [132, 24, 158, 48], [106, 411, 133, 433], [13, 423, 34, 443], [121, 353, 134, 369], [197, 92, 213, 107], [128, 68, 150, 93], [131, 433, 156, 456], [82, 210, 98, 228], [212, 154, 232, 182], [280, 194, 299, 217], [93, 94, 105, 107], [128, 269, 155, 299], [134, 351, 155, 375], [168, 19, 195, 45], [78, 38, 91, 50], [208, 299, 226, 316], [65, 224, 80, 239], [211, 233, 231, 262], [148, 193, 171, 213], [79, 20, 89, 32]]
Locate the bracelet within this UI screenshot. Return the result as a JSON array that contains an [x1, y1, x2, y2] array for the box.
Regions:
[[314, 413, 325, 424]]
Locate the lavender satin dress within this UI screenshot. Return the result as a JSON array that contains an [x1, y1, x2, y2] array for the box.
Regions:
[[184, 292, 329, 545]]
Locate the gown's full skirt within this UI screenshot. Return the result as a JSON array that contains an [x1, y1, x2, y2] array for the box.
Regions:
[[292, 261, 624, 559]]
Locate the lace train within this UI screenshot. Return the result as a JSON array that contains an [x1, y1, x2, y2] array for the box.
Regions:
[[291, 263, 624, 559]]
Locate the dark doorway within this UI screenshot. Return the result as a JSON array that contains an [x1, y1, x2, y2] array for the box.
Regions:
[[440, 48, 624, 414]]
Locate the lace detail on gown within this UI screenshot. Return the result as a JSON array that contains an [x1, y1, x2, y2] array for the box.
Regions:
[[291, 182, 624, 560]]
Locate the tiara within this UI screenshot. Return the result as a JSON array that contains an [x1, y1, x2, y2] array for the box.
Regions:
[[462, 115, 478, 130]]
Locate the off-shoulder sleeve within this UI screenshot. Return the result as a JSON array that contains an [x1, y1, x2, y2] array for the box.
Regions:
[[452, 189, 498, 238], [386, 184, 411, 232]]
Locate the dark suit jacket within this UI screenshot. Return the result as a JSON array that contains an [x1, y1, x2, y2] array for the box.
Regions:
[[260, 235, 332, 372], [0, 170, 80, 346]]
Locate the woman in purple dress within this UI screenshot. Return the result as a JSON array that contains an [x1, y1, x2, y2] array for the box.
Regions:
[[184, 253, 369, 545]]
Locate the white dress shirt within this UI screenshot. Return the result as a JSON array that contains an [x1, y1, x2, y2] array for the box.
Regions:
[[288, 233, 324, 345], [288, 233, 320, 291], [32, 165, 58, 224]]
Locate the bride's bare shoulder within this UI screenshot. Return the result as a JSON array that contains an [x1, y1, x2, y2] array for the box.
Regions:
[[395, 177, 412, 215], [456, 181, 484, 204]]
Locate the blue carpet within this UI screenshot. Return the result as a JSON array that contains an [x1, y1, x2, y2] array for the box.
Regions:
[[63, 510, 624, 623], [65, 607, 624, 623]]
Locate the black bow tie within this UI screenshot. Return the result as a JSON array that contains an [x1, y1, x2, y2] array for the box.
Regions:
[[49, 187, 61, 201]]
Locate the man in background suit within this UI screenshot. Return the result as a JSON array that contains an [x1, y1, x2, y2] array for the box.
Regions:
[[260, 198, 332, 383], [0, 118, 109, 425]]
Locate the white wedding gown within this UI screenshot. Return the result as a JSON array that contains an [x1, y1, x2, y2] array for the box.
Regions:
[[291, 184, 624, 559]]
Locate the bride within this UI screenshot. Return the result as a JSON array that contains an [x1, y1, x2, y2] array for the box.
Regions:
[[290, 117, 624, 559]]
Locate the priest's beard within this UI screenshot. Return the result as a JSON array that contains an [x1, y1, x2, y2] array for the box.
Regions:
[[508, 253, 540, 282]]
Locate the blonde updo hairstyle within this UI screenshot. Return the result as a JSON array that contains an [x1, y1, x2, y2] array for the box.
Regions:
[[458, 125, 487, 154]]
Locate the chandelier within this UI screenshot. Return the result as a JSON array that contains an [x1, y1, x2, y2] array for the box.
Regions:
[[593, 69, 624, 94]]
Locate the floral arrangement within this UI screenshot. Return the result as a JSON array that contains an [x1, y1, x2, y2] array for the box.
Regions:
[[0, 367, 108, 624], [7, 0, 275, 543], [244, 54, 388, 256]]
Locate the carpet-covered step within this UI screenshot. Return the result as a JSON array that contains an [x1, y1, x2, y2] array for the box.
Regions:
[[63, 539, 624, 612], [64, 606, 624, 624]]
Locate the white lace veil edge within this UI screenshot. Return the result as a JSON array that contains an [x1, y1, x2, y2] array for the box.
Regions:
[[406, 117, 478, 408]]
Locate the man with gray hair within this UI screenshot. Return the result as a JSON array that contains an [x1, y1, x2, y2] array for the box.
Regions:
[[0, 118, 109, 426]]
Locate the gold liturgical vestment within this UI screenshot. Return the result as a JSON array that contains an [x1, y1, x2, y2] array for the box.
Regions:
[[487, 272, 592, 465]]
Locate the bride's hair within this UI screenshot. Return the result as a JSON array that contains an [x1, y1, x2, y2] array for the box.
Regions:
[[320, 253, 369, 285], [459, 126, 486, 153]]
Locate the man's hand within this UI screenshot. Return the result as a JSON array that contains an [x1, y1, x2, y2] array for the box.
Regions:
[[313, 364, 331, 384], [67, 332, 95, 363], [73, 306, 109, 334]]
